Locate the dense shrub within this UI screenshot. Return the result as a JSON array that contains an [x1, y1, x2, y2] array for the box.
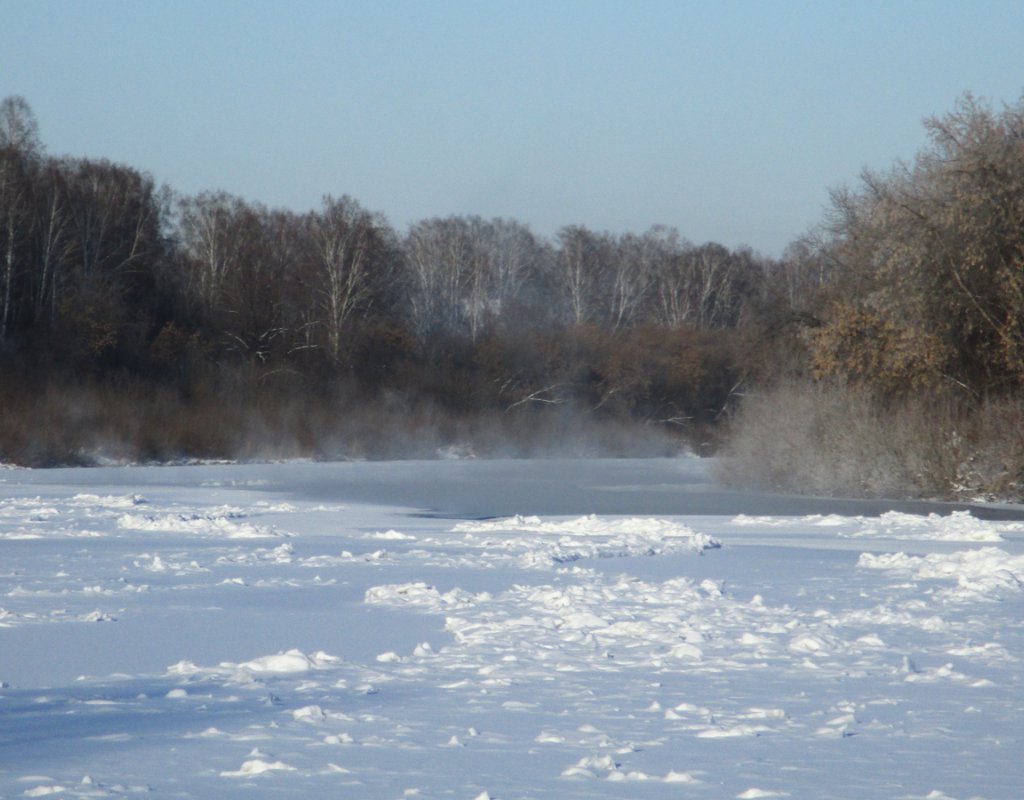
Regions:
[[718, 380, 1024, 500]]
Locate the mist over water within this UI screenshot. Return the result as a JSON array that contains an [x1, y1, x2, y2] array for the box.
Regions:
[[23, 457, 1024, 522], [279, 459, 1024, 521]]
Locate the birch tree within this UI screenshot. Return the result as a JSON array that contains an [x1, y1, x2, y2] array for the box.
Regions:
[[650, 241, 750, 329], [177, 191, 249, 317], [555, 225, 611, 327], [0, 147, 29, 340], [0, 97, 40, 340], [607, 228, 668, 331], [29, 162, 72, 329], [305, 195, 387, 363], [404, 216, 479, 341], [0, 96, 40, 154]]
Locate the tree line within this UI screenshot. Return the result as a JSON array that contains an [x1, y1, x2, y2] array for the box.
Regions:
[[0, 95, 823, 463], [2, 92, 1023, 494]]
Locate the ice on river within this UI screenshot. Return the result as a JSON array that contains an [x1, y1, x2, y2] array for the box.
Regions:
[[1, 459, 1023, 799]]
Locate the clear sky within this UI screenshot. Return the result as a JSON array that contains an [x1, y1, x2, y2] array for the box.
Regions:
[[2, 0, 1022, 255]]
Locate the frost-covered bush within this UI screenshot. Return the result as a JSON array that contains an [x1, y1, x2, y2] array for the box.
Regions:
[[717, 381, 1024, 500]]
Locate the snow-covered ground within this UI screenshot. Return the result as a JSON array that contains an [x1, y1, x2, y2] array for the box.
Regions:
[[1, 458, 1023, 799]]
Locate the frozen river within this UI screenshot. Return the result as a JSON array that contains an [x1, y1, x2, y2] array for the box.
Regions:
[[12, 457, 1021, 518], [2, 458, 1023, 798]]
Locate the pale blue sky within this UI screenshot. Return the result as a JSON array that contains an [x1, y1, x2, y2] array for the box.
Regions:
[[2, 0, 1022, 255]]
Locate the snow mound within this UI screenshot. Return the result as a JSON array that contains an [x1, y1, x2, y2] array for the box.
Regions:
[[220, 758, 296, 777], [365, 571, 817, 681], [239, 650, 318, 673], [364, 582, 490, 611], [70, 493, 148, 509], [133, 552, 207, 574], [167, 649, 342, 682], [855, 510, 1019, 541], [216, 543, 294, 566], [118, 510, 283, 538], [735, 510, 1019, 541], [859, 547, 1024, 601], [450, 515, 720, 568]]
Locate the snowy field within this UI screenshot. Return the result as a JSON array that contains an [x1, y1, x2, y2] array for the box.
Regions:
[[1, 458, 1023, 799]]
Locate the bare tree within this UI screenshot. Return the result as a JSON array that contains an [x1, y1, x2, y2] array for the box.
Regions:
[[0, 149, 29, 339], [555, 225, 611, 326], [64, 159, 159, 281], [177, 191, 250, 317], [473, 218, 544, 331], [649, 240, 752, 329], [0, 98, 41, 338], [0, 96, 41, 156], [29, 161, 73, 328], [305, 195, 384, 363], [54, 158, 163, 355], [403, 216, 478, 341], [607, 227, 670, 331], [220, 206, 300, 361]]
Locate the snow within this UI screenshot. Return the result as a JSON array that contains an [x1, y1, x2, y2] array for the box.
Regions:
[[1, 458, 1023, 799]]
